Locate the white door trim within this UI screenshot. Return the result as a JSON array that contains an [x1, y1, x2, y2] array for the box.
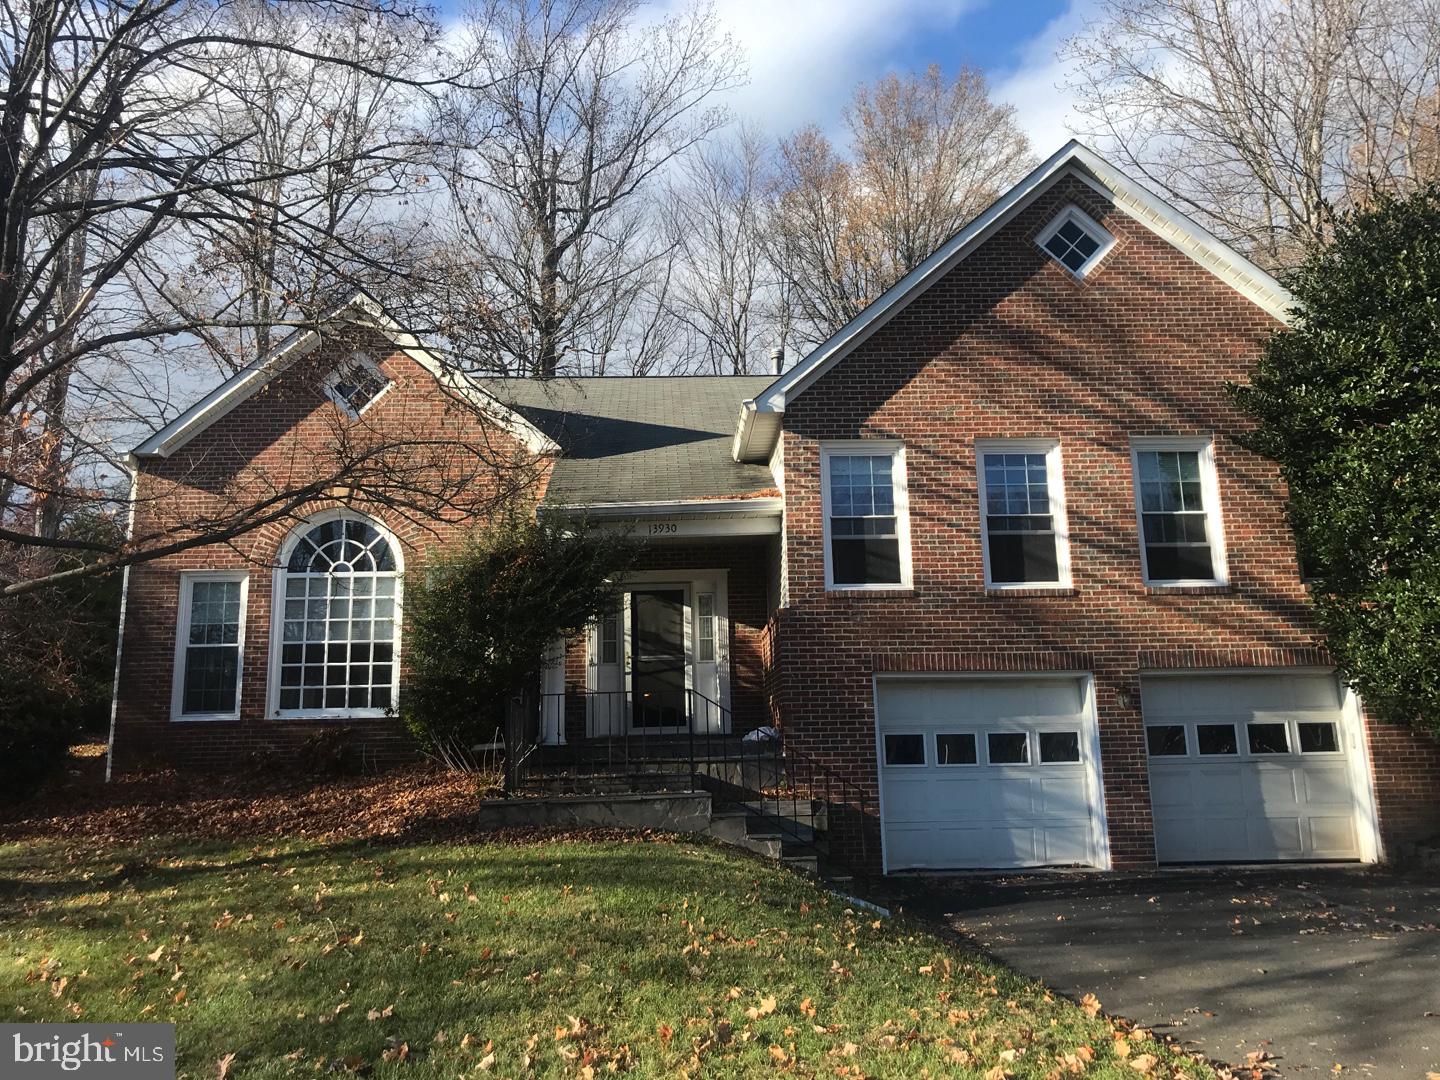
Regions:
[[872, 671, 1110, 874], [1342, 682, 1384, 863], [584, 569, 732, 733]]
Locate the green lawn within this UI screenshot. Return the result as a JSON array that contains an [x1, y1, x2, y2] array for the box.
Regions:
[[0, 836, 1210, 1079]]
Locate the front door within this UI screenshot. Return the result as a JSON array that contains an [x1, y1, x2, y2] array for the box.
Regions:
[[630, 588, 686, 729]]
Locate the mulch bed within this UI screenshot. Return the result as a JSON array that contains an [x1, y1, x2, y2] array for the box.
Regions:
[[0, 742, 672, 848]]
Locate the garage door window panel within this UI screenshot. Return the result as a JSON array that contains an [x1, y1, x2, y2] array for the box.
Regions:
[[1131, 440, 1227, 585], [987, 731, 1030, 765], [977, 442, 1070, 587], [884, 733, 926, 766], [822, 445, 911, 589], [1146, 725, 1188, 756], [936, 732, 978, 765], [1247, 722, 1290, 754], [1298, 721, 1340, 754], [1039, 730, 1081, 763], [1197, 723, 1238, 755]]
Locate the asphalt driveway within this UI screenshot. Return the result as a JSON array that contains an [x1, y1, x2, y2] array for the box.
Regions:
[[885, 867, 1440, 1077]]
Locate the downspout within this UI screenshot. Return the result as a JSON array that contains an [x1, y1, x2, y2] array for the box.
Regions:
[[104, 462, 140, 782]]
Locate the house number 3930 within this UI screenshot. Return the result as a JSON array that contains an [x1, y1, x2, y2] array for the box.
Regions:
[[648, 522, 678, 535]]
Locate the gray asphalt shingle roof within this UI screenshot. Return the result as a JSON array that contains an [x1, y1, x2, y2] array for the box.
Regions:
[[478, 376, 778, 505]]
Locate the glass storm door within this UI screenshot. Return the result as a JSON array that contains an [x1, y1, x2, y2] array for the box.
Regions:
[[629, 588, 686, 729]]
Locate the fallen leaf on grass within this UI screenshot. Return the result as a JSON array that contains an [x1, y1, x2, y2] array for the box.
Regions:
[[745, 995, 777, 1020], [477, 1052, 496, 1071], [1128, 1053, 1157, 1073], [1080, 992, 1102, 1017], [768, 1045, 788, 1064], [216, 1053, 236, 1079]]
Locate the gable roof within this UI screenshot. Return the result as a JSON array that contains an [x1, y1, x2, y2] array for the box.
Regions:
[[131, 293, 558, 461], [481, 376, 776, 507], [732, 140, 1296, 462]]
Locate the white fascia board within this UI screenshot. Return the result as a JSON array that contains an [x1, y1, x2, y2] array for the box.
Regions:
[[544, 497, 783, 519], [132, 328, 323, 458], [356, 304, 559, 456], [132, 291, 559, 459], [732, 141, 1297, 459]]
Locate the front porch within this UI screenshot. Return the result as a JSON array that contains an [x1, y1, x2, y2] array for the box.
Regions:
[[538, 526, 781, 746], [488, 528, 866, 873]]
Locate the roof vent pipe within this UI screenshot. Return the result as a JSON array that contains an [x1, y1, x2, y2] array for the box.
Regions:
[[770, 346, 785, 375]]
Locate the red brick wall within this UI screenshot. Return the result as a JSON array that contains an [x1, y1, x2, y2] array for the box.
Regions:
[[775, 173, 1440, 867], [112, 332, 550, 771], [558, 539, 775, 741]]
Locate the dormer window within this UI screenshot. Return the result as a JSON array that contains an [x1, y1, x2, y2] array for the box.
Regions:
[[325, 351, 390, 415], [1036, 206, 1115, 279]]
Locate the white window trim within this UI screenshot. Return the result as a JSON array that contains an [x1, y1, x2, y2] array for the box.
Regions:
[[1035, 204, 1117, 280], [1036, 728, 1085, 764], [1143, 722, 1192, 759], [975, 438, 1073, 589], [819, 440, 914, 592], [1194, 721, 1241, 757], [171, 570, 249, 722], [267, 508, 404, 721], [984, 729, 1033, 767], [1130, 437, 1230, 587], [934, 731, 980, 767], [324, 350, 393, 418], [881, 730, 928, 768]]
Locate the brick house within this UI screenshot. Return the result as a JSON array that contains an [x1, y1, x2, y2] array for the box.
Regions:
[[110, 142, 1440, 872]]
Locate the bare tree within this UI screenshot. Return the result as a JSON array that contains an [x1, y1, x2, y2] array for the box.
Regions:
[[147, 0, 437, 367], [769, 65, 1033, 347], [1064, 0, 1440, 267], [431, 0, 743, 378], [0, 0, 538, 597], [662, 126, 786, 374]]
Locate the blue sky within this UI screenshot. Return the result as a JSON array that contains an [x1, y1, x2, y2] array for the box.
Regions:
[[436, 0, 1094, 153], [659, 0, 1092, 149], [655, 0, 1089, 152], [699, 0, 1094, 152]]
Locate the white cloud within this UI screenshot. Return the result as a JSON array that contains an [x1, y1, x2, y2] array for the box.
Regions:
[[692, 0, 983, 136], [992, 0, 1097, 157]]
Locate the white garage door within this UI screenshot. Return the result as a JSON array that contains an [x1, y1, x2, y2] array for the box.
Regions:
[[1143, 673, 1367, 862], [876, 677, 1106, 871]]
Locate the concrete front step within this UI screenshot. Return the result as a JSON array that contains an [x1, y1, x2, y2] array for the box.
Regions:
[[704, 803, 841, 880]]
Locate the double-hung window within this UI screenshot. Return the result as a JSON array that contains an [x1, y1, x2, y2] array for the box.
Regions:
[[1130, 438, 1228, 585], [821, 443, 911, 589], [976, 440, 1070, 587], [172, 572, 248, 720]]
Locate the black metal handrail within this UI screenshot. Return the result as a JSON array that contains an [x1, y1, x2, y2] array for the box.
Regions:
[[507, 687, 870, 869]]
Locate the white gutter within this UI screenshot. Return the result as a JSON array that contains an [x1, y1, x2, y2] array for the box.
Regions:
[[544, 496, 783, 519]]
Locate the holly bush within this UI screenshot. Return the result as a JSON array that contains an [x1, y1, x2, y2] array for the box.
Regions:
[[1236, 184, 1440, 735], [401, 512, 634, 768]]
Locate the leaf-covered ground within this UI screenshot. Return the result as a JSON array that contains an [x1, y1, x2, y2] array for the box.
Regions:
[[0, 834, 1214, 1079]]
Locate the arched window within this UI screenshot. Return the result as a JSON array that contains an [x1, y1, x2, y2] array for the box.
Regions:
[[274, 514, 400, 715]]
